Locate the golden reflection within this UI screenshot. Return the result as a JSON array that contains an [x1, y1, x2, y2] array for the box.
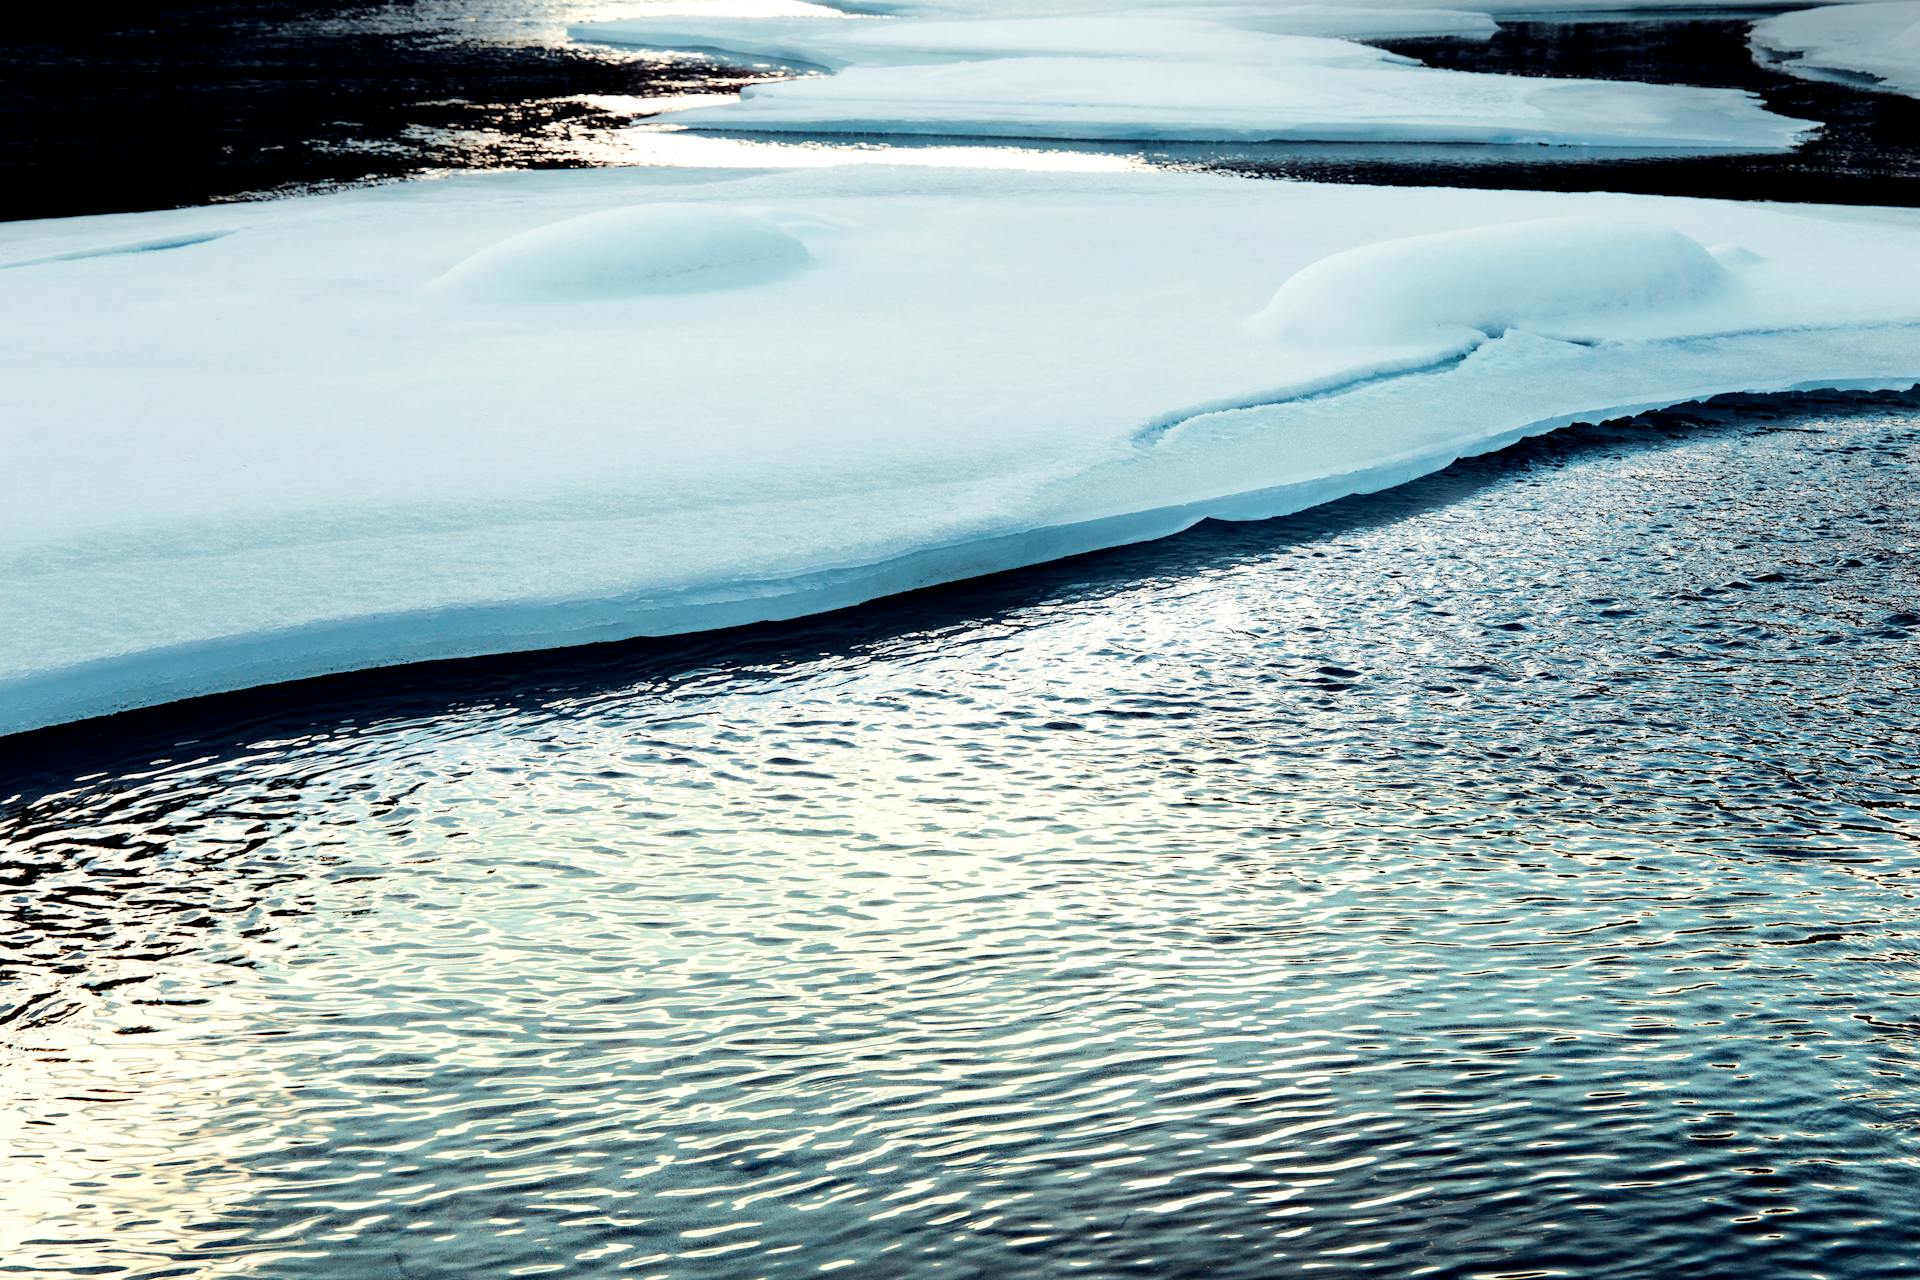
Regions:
[[0, 989, 299, 1279]]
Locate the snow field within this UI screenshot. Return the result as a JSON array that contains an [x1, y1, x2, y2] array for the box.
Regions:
[[4, 165, 1920, 734], [573, 3, 1813, 150]]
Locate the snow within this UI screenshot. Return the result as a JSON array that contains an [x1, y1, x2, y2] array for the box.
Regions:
[[1752, 2, 1920, 99], [575, 5, 1811, 151], [1185, 6, 1498, 41], [658, 58, 1806, 149], [1250, 217, 1733, 344], [431, 204, 813, 300], [4, 165, 1920, 737], [576, 7, 1494, 69]]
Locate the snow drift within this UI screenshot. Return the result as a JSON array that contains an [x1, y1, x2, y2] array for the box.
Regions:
[[432, 205, 813, 300], [1251, 217, 1733, 344], [4, 166, 1920, 738]]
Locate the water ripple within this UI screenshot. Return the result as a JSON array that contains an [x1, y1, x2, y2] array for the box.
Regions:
[[3, 392, 1919, 1278]]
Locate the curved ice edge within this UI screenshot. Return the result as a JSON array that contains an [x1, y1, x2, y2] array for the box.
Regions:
[[3, 366, 1917, 741]]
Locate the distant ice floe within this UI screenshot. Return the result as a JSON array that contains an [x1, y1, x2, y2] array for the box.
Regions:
[[4, 166, 1920, 735], [573, 2, 1813, 151], [1752, 2, 1920, 99]]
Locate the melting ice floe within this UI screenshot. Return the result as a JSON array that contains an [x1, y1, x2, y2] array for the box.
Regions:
[[3, 166, 1920, 735], [573, 3, 1814, 150], [1752, 2, 1920, 99]]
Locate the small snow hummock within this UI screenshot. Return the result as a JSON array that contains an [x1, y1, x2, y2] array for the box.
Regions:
[[1251, 217, 1733, 345], [1751, 2, 1920, 99], [432, 205, 812, 301]]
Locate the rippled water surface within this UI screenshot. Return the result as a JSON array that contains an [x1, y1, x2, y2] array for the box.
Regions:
[[5, 394, 1920, 1278]]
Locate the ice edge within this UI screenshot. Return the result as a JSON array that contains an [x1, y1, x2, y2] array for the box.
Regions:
[[5, 358, 1916, 741]]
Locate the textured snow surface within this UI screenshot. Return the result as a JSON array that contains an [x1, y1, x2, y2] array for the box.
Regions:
[[5, 166, 1920, 735], [577, 4, 1811, 150], [1753, 2, 1920, 98]]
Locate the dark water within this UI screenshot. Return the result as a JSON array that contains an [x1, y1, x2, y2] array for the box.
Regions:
[[0, 0, 777, 221], [7, 391, 1919, 1279], [10, 4, 1920, 220]]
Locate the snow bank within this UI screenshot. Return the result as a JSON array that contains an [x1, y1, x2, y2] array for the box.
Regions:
[[575, 5, 1810, 151], [1752, 2, 1920, 99], [4, 166, 1920, 737], [431, 204, 811, 300], [1252, 217, 1732, 344]]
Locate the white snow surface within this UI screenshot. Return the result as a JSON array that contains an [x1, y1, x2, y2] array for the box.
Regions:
[[576, 4, 1811, 150], [1251, 217, 1734, 343], [431, 204, 813, 299], [1752, 2, 1920, 98], [5, 165, 1920, 736]]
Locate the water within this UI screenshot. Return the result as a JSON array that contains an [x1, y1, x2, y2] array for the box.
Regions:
[[6, 392, 1919, 1279], [11, 5, 1920, 220], [1354, 14, 1920, 204], [0, 0, 781, 221], [9, 8, 1919, 1274]]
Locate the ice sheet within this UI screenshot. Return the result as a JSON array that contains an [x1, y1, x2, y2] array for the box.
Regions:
[[575, 4, 1811, 150]]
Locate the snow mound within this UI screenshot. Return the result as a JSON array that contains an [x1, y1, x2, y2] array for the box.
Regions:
[[1252, 217, 1733, 344], [432, 205, 811, 301], [1751, 1, 1920, 99]]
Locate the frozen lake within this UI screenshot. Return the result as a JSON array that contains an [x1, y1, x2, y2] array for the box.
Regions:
[[6, 391, 1918, 1278]]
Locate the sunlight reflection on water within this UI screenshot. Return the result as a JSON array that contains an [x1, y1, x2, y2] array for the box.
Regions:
[[524, 116, 1146, 169]]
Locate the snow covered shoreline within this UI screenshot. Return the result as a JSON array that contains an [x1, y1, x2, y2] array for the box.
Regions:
[[5, 165, 1920, 737], [6, 332, 1913, 743]]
